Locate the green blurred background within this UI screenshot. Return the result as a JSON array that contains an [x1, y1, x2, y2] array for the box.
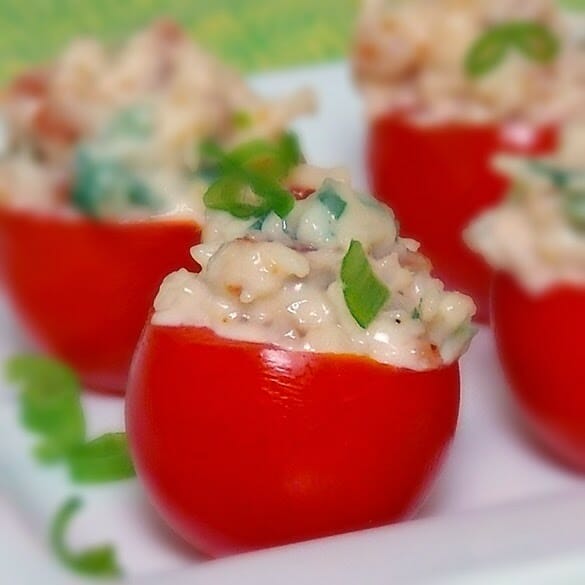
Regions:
[[0, 0, 583, 80]]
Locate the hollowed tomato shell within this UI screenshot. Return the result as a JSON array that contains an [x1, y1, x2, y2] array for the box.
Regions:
[[0, 206, 200, 394], [492, 272, 585, 471], [126, 324, 461, 557], [368, 115, 558, 322]]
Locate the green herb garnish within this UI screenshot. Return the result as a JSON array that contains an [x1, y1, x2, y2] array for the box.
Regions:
[[105, 105, 153, 140], [513, 22, 560, 63], [465, 21, 559, 78], [6, 355, 135, 482], [72, 149, 159, 218], [232, 110, 253, 130], [317, 182, 347, 219], [202, 132, 302, 219], [464, 27, 510, 78], [204, 176, 270, 219], [564, 190, 585, 231], [341, 240, 390, 329], [67, 433, 135, 484], [527, 160, 585, 231], [411, 299, 423, 321], [6, 356, 85, 463], [50, 497, 123, 579], [529, 160, 583, 188]]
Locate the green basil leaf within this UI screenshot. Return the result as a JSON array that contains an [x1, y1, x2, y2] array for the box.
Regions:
[[5, 356, 85, 463], [67, 433, 135, 484], [341, 240, 390, 329], [50, 497, 123, 579]]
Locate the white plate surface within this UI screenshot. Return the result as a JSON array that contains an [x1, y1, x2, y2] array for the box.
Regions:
[[1, 62, 584, 584]]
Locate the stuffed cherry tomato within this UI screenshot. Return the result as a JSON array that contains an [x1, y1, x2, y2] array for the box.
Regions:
[[467, 143, 585, 470], [368, 118, 557, 321], [128, 324, 460, 556], [492, 273, 585, 469], [0, 21, 313, 392], [127, 170, 476, 555], [0, 209, 197, 393], [353, 1, 582, 320]]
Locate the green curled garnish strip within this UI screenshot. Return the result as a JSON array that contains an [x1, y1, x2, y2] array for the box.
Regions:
[[201, 133, 302, 219], [6, 355, 135, 483], [204, 176, 271, 219], [465, 21, 559, 78], [465, 27, 511, 78], [67, 433, 135, 484], [341, 240, 390, 329], [50, 497, 123, 578], [513, 22, 560, 63], [5, 356, 85, 463]]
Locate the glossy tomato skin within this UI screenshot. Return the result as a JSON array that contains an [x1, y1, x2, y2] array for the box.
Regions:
[[368, 115, 558, 322], [492, 272, 585, 470], [126, 324, 461, 557], [0, 206, 200, 394]]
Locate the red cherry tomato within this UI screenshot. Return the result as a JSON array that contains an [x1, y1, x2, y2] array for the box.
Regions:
[[368, 115, 558, 322], [126, 324, 460, 556], [492, 272, 585, 470], [0, 206, 200, 394]]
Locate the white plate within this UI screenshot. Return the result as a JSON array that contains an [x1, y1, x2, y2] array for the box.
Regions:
[[1, 62, 584, 584]]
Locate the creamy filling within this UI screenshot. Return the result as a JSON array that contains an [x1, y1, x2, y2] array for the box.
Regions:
[[0, 21, 315, 221], [466, 125, 585, 292], [353, 0, 585, 125], [154, 169, 476, 371]]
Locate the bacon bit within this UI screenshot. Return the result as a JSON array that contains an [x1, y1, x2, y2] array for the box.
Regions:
[[400, 249, 432, 273], [33, 104, 80, 145], [226, 284, 243, 297], [10, 69, 49, 98], [53, 177, 72, 206], [289, 241, 317, 253], [150, 20, 185, 87], [155, 55, 176, 87], [289, 186, 315, 200], [417, 340, 443, 369], [152, 19, 185, 44], [357, 42, 379, 62], [382, 17, 398, 33]]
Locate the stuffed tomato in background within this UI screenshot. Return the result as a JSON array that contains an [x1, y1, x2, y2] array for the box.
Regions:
[[0, 20, 313, 393], [352, 0, 585, 320], [127, 165, 476, 556], [467, 135, 585, 470]]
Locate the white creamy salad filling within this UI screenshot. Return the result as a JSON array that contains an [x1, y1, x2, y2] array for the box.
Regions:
[[154, 168, 476, 371], [0, 20, 314, 220], [466, 125, 585, 292], [353, 0, 585, 125]]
